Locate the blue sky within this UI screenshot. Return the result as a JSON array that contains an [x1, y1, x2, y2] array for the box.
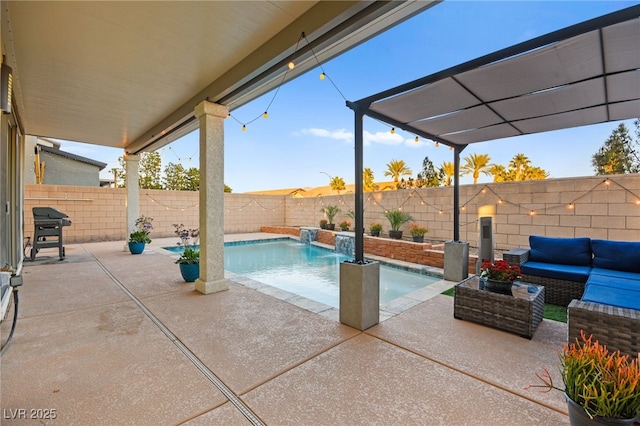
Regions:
[[61, 1, 639, 193]]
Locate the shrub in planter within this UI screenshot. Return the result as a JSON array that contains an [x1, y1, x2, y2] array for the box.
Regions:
[[319, 219, 328, 229], [527, 331, 640, 423], [384, 209, 413, 239], [369, 223, 382, 237], [339, 220, 350, 231], [409, 223, 428, 242]]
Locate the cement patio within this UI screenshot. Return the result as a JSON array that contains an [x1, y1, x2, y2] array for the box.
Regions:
[[1, 234, 569, 425]]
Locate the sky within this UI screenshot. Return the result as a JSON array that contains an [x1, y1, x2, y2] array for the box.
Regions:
[[59, 1, 639, 193]]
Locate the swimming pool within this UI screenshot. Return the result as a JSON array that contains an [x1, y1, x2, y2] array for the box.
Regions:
[[165, 239, 439, 308]]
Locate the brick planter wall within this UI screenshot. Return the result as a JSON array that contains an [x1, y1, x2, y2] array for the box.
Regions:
[[260, 226, 478, 271]]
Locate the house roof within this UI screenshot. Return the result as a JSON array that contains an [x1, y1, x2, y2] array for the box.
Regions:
[[349, 5, 640, 148], [39, 145, 108, 170], [3, 1, 437, 154]]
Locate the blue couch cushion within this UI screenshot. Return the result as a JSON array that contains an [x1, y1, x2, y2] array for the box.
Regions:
[[590, 268, 640, 281], [586, 273, 640, 292], [582, 281, 640, 310], [528, 236, 592, 266], [521, 261, 591, 283], [591, 239, 640, 273]]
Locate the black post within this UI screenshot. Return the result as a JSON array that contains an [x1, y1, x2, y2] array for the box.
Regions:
[[354, 108, 364, 262], [453, 145, 461, 242]]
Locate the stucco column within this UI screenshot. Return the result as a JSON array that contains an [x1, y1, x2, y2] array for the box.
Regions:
[[124, 153, 140, 250], [194, 101, 229, 294]]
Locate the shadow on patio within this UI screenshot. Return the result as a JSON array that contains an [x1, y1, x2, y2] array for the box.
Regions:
[[1, 235, 569, 425]]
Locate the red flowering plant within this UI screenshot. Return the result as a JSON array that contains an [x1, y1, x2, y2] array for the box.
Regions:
[[480, 259, 521, 282]]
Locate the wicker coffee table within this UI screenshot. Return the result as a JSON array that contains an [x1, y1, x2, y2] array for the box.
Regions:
[[454, 275, 545, 339]]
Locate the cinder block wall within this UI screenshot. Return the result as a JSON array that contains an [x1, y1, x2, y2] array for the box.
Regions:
[[24, 173, 640, 248], [24, 186, 283, 243], [284, 174, 640, 250]]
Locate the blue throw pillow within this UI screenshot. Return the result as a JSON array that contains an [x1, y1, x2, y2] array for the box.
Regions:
[[528, 236, 592, 266], [591, 239, 640, 273]]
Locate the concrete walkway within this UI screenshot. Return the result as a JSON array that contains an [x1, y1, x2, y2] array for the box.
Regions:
[[1, 235, 569, 425]]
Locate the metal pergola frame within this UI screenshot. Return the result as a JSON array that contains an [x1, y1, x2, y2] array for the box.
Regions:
[[347, 5, 640, 262]]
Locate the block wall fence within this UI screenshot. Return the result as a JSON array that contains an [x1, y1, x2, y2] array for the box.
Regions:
[[24, 174, 640, 248]]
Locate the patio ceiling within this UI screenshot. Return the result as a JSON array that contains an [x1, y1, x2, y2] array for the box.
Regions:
[[2, 1, 438, 154], [352, 5, 640, 148]]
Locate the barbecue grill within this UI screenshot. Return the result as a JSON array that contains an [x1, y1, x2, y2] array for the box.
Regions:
[[31, 207, 72, 260]]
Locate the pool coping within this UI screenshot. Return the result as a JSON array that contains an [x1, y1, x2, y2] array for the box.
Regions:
[[156, 234, 456, 323]]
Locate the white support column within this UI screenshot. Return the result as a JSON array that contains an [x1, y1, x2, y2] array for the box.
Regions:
[[124, 153, 140, 249], [194, 101, 229, 294]]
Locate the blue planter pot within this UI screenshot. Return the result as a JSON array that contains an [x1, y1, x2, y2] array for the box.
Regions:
[[128, 242, 145, 255], [179, 263, 200, 282]]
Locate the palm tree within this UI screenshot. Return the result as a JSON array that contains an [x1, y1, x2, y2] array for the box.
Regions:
[[363, 168, 377, 192], [384, 159, 412, 183], [461, 153, 492, 184], [439, 161, 455, 186], [330, 176, 346, 194], [488, 164, 507, 182], [509, 153, 531, 181]]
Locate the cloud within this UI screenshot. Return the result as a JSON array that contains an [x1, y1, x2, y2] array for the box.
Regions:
[[301, 128, 353, 143], [363, 130, 404, 146], [301, 127, 422, 148]]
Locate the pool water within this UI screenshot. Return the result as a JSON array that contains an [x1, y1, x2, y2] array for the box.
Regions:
[[167, 239, 439, 308]]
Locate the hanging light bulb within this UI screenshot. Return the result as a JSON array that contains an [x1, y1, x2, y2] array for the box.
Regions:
[[227, 113, 230, 118], [319, 72, 326, 80], [263, 111, 268, 119], [449, 146, 453, 150], [288, 61, 295, 70], [242, 124, 247, 131], [435, 141, 439, 148], [390, 127, 395, 134], [415, 136, 419, 143]]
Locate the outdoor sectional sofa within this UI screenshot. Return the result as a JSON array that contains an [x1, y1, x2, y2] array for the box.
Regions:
[[504, 236, 640, 358]]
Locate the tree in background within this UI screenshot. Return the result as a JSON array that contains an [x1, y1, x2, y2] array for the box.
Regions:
[[439, 161, 455, 186], [489, 154, 549, 182], [330, 176, 346, 194], [461, 153, 492, 184], [139, 152, 163, 189], [363, 168, 377, 192], [384, 159, 412, 183], [415, 156, 442, 187], [592, 122, 640, 175], [114, 152, 230, 191]]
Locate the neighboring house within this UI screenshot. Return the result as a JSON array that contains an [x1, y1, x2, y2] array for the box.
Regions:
[[25, 137, 107, 187]]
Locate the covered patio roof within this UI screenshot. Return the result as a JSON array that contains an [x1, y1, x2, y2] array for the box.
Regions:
[[351, 4, 640, 148], [2, 1, 437, 154], [347, 5, 640, 260]]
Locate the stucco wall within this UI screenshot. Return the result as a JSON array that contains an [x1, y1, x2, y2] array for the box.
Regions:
[[24, 173, 640, 248]]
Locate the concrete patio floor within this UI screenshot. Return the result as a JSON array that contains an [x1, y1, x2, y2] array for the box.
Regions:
[[1, 233, 570, 425]]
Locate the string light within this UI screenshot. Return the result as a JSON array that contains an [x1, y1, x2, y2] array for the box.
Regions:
[[568, 203, 574, 209], [320, 72, 325, 80], [415, 136, 419, 143], [435, 142, 439, 148], [263, 111, 268, 119], [530, 210, 535, 216], [390, 127, 395, 134], [242, 124, 247, 131], [288, 61, 295, 70]]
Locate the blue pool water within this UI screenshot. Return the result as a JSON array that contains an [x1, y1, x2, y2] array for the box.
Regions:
[[165, 239, 439, 308]]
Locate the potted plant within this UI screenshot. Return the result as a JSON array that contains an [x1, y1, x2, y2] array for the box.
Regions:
[[320, 205, 340, 230], [319, 219, 328, 229], [409, 223, 428, 243], [384, 209, 413, 239], [527, 331, 640, 425], [339, 220, 350, 231], [479, 259, 521, 292], [369, 223, 382, 237], [128, 215, 153, 254], [173, 223, 200, 282], [346, 209, 366, 233]]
